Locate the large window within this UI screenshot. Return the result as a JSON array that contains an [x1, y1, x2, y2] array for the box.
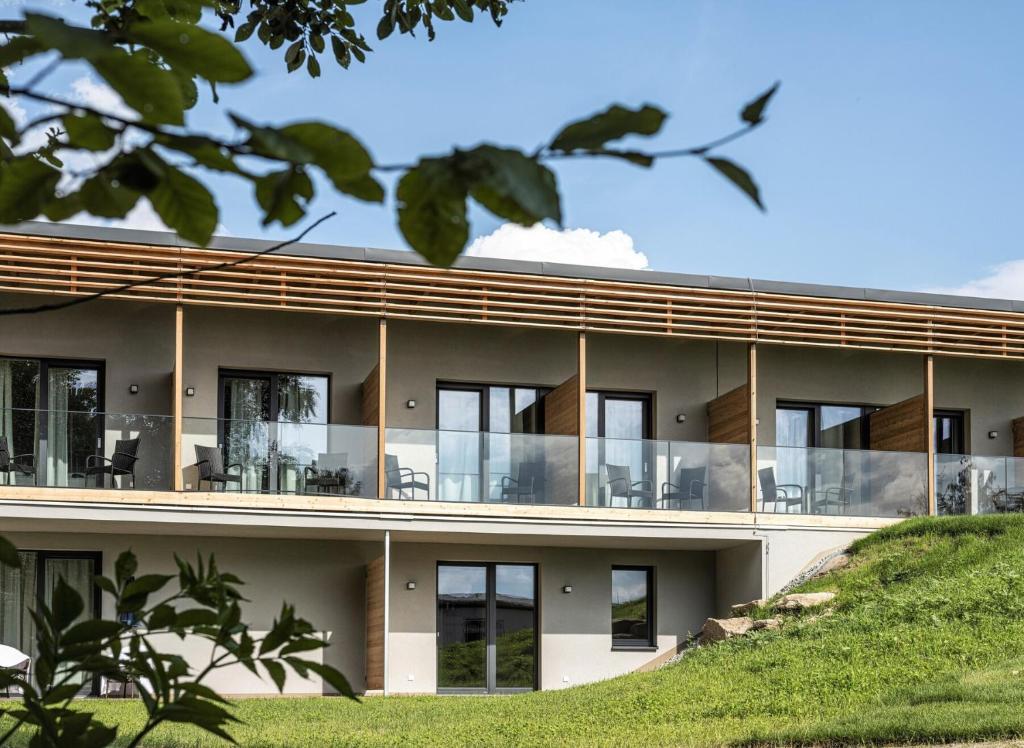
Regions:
[[611, 566, 655, 649], [934, 410, 965, 455], [586, 391, 654, 507]]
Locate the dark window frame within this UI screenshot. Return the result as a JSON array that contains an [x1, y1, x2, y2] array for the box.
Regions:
[[934, 409, 967, 455], [610, 564, 656, 651], [435, 560, 539, 695], [217, 368, 332, 426], [587, 390, 654, 440], [776, 400, 878, 448], [435, 381, 552, 434]]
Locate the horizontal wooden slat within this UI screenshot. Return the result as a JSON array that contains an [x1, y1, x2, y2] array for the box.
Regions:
[[4, 231, 1024, 360]]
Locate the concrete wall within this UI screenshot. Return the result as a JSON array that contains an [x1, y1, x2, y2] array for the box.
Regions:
[[387, 542, 715, 693], [935, 357, 1024, 456], [4, 530, 380, 695]]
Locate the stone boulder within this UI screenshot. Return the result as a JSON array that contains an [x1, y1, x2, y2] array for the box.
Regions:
[[699, 616, 753, 644], [774, 591, 836, 612], [751, 617, 782, 631], [730, 599, 766, 616]]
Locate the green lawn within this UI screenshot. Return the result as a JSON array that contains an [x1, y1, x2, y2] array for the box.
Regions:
[[8, 515, 1024, 747]]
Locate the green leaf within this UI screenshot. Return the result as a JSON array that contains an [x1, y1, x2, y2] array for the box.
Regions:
[[278, 122, 373, 187], [148, 161, 219, 245], [331, 36, 351, 68], [0, 36, 44, 68], [61, 619, 122, 646], [115, 550, 138, 588], [396, 158, 468, 267], [0, 157, 61, 223], [462, 145, 561, 227], [42, 192, 85, 222], [255, 168, 313, 226], [127, 19, 253, 83], [230, 113, 314, 163], [0, 105, 19, 143], [740, 81, 780, 126], [451, 0, 474, 22], [262, 659, 286, 691], [25, 14, 112, 59], [52, 578, 85, 631], [63, 114, 116, 152], [123, 573, 174, 599], [80, 173, 141, 218], [705, 157, 764, 210], [235, 21, 256, 42], [307, 55, 321, 78], [377, 14, 395, 40], [92, 50, 186, 125], [156, 134, 241, 174], [335, 173, 385, 203], [0, 536, 19, 569], [299, 660, 357, 699], [550, 104, 667, 152]]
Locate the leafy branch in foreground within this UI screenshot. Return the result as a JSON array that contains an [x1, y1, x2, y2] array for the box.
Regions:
[[0, 1, 777, 269], [0, 534, 353, 748]]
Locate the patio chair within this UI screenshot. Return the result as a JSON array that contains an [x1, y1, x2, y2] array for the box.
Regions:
[[659, 465, 706, 511], [0, 644, 30, 697], [83, 437, 141, 489], [758, 467, 804, 513], [304, 452, 348, 494], [385, 453, 430, 500], [501, 462, 543, 504], [193, 445, 243, 492], [993, 488, 1024, 513], [605, 464, 653, 508], [0, 435, 36, 486]]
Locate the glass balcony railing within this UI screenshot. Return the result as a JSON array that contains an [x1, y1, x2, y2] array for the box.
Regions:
[[181, 418, 378, 497], [935, 454, 1024, 515], [757, 445, 929, 518], [585, 437, 750, 512], [0, 408, 173, 490], [383, 428, 579, 504]]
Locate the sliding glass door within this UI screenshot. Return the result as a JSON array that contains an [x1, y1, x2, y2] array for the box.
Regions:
[[219, 370, 329, 492], [586, 391, 653, 507], [436, 563, 537, 693]]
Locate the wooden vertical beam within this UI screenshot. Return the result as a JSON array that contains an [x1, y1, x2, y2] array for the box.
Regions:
[[577, 332, 587, 506], [925, 354, 936, 515], [172, 304, 183, 491], [748, 343, 758, 513], [376, 319, 387, 499]]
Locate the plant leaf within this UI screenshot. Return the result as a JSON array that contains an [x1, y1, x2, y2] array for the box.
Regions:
[[278, 122, 373, 187], [148, 161, 219, 244], [0, 157, 61, 223], [551, 104, 667, 152], [92, 50, 186, 125], [0, 537, 19, 569], [63, 114, 116, 152], [740, 81, 780, 126], [80, 173, 141, 218], [462, 145, 561, 226], [52, 578, 85, 631], [396, 158, 468, 267], [705, 157, 764, 210], [127, 19, 253, 83], [254, 168, 313, 226]]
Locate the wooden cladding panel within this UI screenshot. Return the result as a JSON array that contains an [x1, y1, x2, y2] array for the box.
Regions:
[[707, 385, 750, 444], [869, 394, 928, 453], [365, 556, 385, 691], [545, 375, 580, 436], [1013, 417, 1024, 458], [6, 232, 1024, 359], [361, 363, 381, 427]]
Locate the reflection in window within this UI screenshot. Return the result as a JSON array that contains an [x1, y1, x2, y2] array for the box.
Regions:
[[611, 566, 654, 647]]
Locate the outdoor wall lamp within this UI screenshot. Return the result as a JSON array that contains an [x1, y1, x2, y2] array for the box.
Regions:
[[676, 413, 686, 423], [406, 581, 417, 590], [185, 387, 196, 397], [128, 384, 139, 395], [989, 430, 999, 439], [406, 399, 416, 409], [562, 585, 573, 594]]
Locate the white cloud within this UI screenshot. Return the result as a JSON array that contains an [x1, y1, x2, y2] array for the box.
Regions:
[[69, 75, 134, 120], [466, 223, 649, 270], [930, 260, 1024, 300]]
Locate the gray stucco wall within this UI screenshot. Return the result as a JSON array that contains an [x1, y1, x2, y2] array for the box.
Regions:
[[934, 356, 1024, 456]]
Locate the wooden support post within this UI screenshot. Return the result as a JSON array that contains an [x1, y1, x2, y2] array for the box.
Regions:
[[748, 343, 758, 513], [172, 304, 183, 491], [577, 332, 587, 506], [925, 354, 936, 515], [376, 319, 387, 499]]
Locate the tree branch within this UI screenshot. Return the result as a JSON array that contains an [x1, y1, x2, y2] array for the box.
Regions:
[[0, 211, 337, 316], [0, 20, 27, 34]]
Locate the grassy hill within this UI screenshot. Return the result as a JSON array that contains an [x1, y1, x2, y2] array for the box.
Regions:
[[12, 514, 1024, 746]]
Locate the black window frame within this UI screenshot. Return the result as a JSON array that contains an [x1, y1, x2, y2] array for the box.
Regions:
[[435, 381, 552, 434], [586, 390, 654, 440], [934, 409, 967, 455], [610, 564, 656, 651], [775, 400, 878, 449]]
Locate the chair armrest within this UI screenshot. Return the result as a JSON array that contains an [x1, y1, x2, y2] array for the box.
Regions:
[[660, 481, 679, 496], [86, 454, 112, 469], [689, 479, 707, 496], [112, 451, 139, 466], [775, 484, 804, 499], [412, 471, 431, 485], [632, 479, 654, 491], [303, 465, 319, 479], [12, 453, 35, 466], [501, 475, 517, 489], [227, 463, 244, 476]]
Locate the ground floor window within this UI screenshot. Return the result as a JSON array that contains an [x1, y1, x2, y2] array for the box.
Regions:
[[0, 550, 101, 692], [611, 566, 655, 649], [436, 562, 537, 693]]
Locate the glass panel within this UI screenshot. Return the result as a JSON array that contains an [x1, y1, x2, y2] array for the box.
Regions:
[[602, 400, 646, 508], [820, 406, 866, 450], [0, 360, 40, 474], [437, 565, 487, 690], [935, 454, 1024, 515], [934, 414, 964, 455], [511, 389, 542, 434], [277, 375, 328, 424], [775, 408, 811, 498], [758, 446, 928, 517], [44, 557, 94, 688], [438, 390, 481, 501], [222, 376, 271, 491], [495, 565, 536, 689], [46, 367, 99, 486], [611, 568, 650, 646], [0, 551, 37, 670]]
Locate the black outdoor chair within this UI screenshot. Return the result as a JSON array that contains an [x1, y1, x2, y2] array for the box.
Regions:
[[304, 452, 348, 495], [0, 435, 36, 486], [605, 464, 653, 508], [993, 488, 1024, 513], [659, 466, 707, 511], [501, 462, 543, 504], [193, 445, 243, 492], [84, 437, 141, 489], [385, 453, 430, 500], [758, 467, 804, 513]]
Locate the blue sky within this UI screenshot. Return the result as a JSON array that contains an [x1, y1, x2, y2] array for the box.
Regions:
[[15, 1, 1024, 294]]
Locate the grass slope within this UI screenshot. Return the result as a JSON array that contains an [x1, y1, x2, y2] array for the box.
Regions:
[[9, 515, 1024, 747]]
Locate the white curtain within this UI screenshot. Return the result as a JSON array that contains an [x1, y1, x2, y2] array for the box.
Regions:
[[44, 558, 93, 688], [46, 372, 71, 487], [227, 380, 266, 491], [0, 552, 37, 663]]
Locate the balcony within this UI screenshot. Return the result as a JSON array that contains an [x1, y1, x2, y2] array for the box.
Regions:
[[0, 408, 173, 490], [383, 428, 578, 504], [180, 418, 378, 497], [935, 454, 1024, 515], [585, 437, 750, 512], [756, 445, 928, 518]]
